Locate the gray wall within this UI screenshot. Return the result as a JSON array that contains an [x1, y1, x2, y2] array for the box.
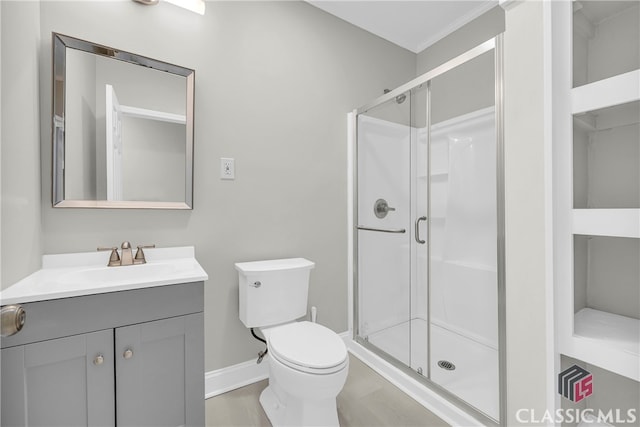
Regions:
[[29, 0, 416, 371], [416, 6, 504, 75], [1, 1, 43, 289], [413, 5, 503, 136]]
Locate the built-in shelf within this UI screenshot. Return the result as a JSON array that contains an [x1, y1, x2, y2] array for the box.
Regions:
[[572, 70, 640, 115], [573, 0, 639, 88], [575, 308, 639, 355], [573, 113, 596, 132], [572, 209, 640, 238], [564, 308, 640, 381], [573, 99, 639, 210], [555, 0, 640, 389], [574, 100, 640, 133]]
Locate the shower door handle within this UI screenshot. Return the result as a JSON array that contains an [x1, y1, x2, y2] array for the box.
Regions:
[[415, 216, 427, 244]]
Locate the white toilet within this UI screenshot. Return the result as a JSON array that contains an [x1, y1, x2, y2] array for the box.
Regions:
[[235, 258, 349, 427]]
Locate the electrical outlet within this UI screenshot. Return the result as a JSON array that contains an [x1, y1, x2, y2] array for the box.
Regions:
[[220, 158, 235, 180]]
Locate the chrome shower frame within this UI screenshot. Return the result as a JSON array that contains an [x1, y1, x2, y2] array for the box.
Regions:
[[349, 35, 506, 426]]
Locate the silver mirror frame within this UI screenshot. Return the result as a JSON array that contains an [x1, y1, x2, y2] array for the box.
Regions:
[[52, 33, 195, 209]]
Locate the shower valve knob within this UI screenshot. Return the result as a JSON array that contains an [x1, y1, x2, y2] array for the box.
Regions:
[[374, 199, 395, 218]]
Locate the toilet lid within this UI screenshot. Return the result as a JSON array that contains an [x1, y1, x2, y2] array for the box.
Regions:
[[268, 322, 347, 373]]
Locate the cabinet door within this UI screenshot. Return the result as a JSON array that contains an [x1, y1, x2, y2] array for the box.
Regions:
[[1, 329, 115, 427], [115, 313, 204, 427]]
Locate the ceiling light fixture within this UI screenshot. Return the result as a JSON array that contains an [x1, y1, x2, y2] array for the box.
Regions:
[[164, 0, 206, 15], [132, 0, 205, 15]]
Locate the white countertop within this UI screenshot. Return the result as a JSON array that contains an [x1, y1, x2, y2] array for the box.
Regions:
[[0, 246, 208, 305]]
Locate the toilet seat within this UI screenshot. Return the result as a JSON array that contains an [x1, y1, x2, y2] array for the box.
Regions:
[[267, 321, 348, 375]]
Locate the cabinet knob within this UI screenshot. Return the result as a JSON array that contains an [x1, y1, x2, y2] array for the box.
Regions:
[[123, 348, 134, 359], [93, 354, 104, 365]]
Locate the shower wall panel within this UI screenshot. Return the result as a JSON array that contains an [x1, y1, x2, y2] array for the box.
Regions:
[[428, 107, 498, 346]]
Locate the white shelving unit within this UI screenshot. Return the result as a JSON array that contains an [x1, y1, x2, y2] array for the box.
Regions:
[[572, 69, 640, 115], [574, 309, 639, 356], [572, 209, 640, 238], [554, 0, 640, 384]]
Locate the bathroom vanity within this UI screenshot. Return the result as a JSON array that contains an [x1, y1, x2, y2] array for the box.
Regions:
[[0, 246, 207, 427]]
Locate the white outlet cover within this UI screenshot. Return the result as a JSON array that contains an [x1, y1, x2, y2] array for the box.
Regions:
[[220, 157, 235, 180]]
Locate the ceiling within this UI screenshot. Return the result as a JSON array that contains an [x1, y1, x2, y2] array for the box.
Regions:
[[307, 1, 497, 53]]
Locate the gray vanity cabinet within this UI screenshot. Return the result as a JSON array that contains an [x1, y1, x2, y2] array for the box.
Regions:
[[116, 313, 204, 427], [0, 282, 204, 427], [1, 329, 115, 426]]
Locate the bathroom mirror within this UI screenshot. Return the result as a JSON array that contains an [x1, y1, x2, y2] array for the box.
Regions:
[[52, 33, 195, 209]]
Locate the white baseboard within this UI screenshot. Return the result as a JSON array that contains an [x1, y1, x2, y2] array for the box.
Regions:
[[205, 331, 351, 399], [205, 358, 269, 399]]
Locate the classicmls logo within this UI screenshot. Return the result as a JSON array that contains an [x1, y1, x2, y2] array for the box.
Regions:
[[558, 365, 593, 402]]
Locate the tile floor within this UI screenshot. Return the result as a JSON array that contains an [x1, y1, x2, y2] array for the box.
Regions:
[[206, 354, 449, 426]]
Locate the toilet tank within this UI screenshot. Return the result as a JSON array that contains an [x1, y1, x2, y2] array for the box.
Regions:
[[236, 258, 315, 328]]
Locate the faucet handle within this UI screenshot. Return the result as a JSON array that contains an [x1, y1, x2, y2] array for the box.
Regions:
[[134, 244, 155, 265], [98, 246, 121, 267]]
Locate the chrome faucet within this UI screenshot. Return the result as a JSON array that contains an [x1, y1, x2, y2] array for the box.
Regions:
[[120, 241, 134, 266], [98, 242, 155, 267]]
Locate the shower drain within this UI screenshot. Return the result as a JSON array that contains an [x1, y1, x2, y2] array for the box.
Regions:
[[437, 360, 456, 371]]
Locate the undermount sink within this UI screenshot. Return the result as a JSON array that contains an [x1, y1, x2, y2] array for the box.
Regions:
[[0, 246, 208, 305], [56, 262, 178, 286]]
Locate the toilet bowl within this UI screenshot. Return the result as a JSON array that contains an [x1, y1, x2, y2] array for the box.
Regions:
[[260, 321, 348, 426], [235, 258, 349, 427]]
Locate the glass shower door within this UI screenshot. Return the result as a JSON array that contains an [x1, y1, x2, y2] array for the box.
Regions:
[[353, 38, 503, 425], [356, 91, 412, 364], [426, 50, 500, 420]]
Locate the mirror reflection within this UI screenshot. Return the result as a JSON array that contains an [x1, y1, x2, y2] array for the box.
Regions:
[[53, 33, 194, 209]]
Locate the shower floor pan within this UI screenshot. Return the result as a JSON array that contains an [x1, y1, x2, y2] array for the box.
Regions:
[[367, 318, 499, 420]]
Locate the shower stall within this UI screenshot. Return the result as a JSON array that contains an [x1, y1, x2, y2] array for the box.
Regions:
[[349, 37, 505, 425]]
